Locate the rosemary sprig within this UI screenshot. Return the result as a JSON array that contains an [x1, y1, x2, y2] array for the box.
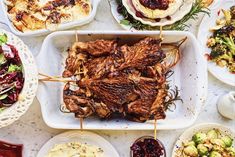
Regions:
[[164, 86, 182, 111], [116, 0, 210, 30]]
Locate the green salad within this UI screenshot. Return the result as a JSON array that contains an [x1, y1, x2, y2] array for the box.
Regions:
[[178, 129, 235, 157], [207, 6, 235, 73]]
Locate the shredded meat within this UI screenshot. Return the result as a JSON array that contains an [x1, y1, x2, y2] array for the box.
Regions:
[[63, 37, 174, 122]]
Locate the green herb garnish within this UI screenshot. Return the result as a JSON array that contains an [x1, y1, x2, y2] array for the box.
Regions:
[[0, 34, 7, 45], [0, 53, 7, 66], [8, 64, 22, 73]]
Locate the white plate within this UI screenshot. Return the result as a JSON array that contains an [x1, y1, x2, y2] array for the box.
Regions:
[[37, 130, 119, 157], [0, 29, 38, 128], [109, 0, 193, 28], [172, 123, 235, 157], [36, 30, 207, 130], [198, 0, 235, 86], [0, 0, 101, 36]]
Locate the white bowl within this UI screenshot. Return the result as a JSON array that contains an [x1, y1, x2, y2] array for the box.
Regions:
[[172, 123, 235, 157], [0, 29, 38, 128], [36, 30, 207, 130], [37, 130, 119, 157], [0, 0, 101, 36]]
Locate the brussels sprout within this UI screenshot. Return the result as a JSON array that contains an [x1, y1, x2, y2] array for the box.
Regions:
[[209, 151, 222, 157], [192, 132, 207, 144], [221, 136, 233, 147], [207, 129, 219, 139], [183, 145, 198, 157], [210, 139, 226, 148], [197, 144, 209, 156], [184, 141, 196, 147]]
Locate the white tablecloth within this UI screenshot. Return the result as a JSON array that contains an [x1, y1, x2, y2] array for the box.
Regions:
[[0, 0, 234, 157]]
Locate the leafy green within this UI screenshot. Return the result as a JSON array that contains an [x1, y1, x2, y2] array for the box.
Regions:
[[0, 34, 7, 45], [8, 64, 22, 73], [0, 107, 5, 113], [0, 53, 7, 65], [120, 19, 130, 25], [0, 94, 8, 100], [116, 0, 210, 30]]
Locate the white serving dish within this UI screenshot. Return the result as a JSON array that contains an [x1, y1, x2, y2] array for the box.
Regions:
[[0, 0, 101, 36], [37, 31, 207, 130], [37, 130, 119, 157], [198, 0, 235, 86], [0, 29, 38, 128], [172, 123, 235, 157]]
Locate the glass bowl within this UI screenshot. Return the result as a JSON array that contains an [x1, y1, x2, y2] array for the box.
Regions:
[[130, 136, 166, 157]]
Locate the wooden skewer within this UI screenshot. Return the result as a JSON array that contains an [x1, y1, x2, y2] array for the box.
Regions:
[[39, 78, 76, 83], [74, 32, 85, 132], [39, 73, 76, 83], [154, 119, 157, 140], [159, 25, 163, 47], [153, 25, 163, 140], [80, 118, 83, 130], [75, 30, 78, 42]]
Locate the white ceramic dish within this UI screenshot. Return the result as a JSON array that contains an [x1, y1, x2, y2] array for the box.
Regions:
[[0, 0, 101, 36], [172, 123, 235, 157], [37, 130, 119, 157], [0, 29, 38, 128], [198, 0, 235, 86], [37, 30, 207, 130], [109, 0, 193, 28]]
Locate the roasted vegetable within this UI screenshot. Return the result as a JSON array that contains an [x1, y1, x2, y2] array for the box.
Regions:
[[221, 136, 233, 147], [209, 151, 222, 157], [197, 144, 209, 156], [193, 132, 207, 144], [179, 129, 235, 157], [207, 130, 219, 140], [207, 6, 235, 73], [183, 145, 198, 157]]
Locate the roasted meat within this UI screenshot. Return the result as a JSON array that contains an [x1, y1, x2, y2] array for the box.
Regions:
[[63, 37, 180, 122]]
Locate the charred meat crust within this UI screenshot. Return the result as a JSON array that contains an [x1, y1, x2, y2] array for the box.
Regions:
[[63, 37, 170, 122]]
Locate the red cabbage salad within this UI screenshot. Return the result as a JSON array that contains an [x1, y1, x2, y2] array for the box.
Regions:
[[0, 33, 24, 111]]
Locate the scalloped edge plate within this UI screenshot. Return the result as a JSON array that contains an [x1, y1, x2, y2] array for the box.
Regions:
[[0, 29, 38, 128], [109, 0, 194, 28], [172, 123, 235, 157]]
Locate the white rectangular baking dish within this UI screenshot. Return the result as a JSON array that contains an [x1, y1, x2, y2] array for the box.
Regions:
[[36, 31, 207, 130], [0, 0, 101, 36]]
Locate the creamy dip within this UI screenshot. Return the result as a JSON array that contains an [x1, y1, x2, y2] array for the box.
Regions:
[[46, 142, 105, 157]]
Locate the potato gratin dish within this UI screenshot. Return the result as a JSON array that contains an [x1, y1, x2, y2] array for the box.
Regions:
[[5, 0, 91, 32]]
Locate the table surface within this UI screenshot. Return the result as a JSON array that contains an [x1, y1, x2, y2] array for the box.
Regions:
[[0, 0, 234, 157]]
